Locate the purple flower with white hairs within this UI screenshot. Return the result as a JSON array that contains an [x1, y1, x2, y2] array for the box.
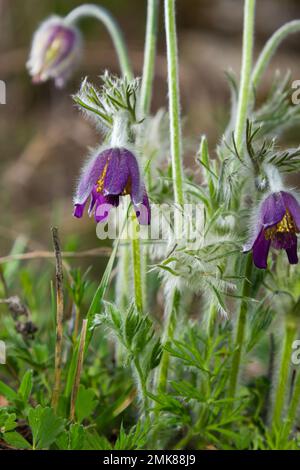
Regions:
[[73, 147, 151, 225], [27, 16, 82, 88], [244, 191, 300, 269]]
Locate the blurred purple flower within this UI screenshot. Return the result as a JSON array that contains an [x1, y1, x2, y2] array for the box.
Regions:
[[244, 191, 300, 269], [27, 16, 82, 88], [73, 148, 151, 225]]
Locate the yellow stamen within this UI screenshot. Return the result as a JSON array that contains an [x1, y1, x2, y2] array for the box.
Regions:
[[44, 37, 64, 67], [96, 160, 109, 193], [264, 209, 298, 240]]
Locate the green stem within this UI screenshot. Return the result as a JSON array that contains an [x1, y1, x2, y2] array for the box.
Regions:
[[140, 0, 160, 115], [228, 253, 253, 399], [272, 319, 297, 431], [252, 20, 300, 89], [131, 218, 144, 314], [164, 0, 184, 206], [138, 1, 160, 312], [206, 303, 217, 338], [156, 288, 180, 393], [284, 366, 300, 439], [156, 0, 184, 400], [234, 0, 256, 154], [134, 356, 149, 416], [65, 3, 133, 79], [116, 243, 131, 311]]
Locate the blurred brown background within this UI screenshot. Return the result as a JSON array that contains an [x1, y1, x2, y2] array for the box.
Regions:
[[1, 0, 300, 255]]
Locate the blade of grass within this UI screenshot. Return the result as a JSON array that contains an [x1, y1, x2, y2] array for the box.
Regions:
[[70, 319, 87, 422]]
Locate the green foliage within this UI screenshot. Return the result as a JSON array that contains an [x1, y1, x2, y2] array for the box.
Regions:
[[0, 409, 17, 433], [114, 421, 150, 450], [73, 73, 141, 129], [28, 406, 65, 449], [75, 385, 98, 423], [95, 302, 162, 375], [2, 0, 300, 453]]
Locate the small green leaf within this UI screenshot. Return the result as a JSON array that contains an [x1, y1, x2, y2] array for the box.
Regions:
[[84, 429, 112, 450], [75, 385, 97, 424], [3, 431, 31, 449], [18, 370, 33, 402], [0, 380, 19, 403], [28, 405, 65, 449], [56, 423, 86, 450], [0, 409, 17, 433]]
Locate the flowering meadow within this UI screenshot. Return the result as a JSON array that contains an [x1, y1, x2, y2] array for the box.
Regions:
[[1, 0, 300, 452]]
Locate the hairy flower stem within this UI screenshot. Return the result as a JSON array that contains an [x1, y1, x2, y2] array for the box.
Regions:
[[140, 0, 160, 116], [51, 227, 64, 412], [271, 319, 297, 431], [116, 243, 131, 311], [283, 365, 300, 439], [234, 0, 256, 155], [155, 0, 185, 398], [134, 356, 149, 418], [139, 0, 160, 312], [157, 288, 181, 394], [164, 0, 184, 207], [228, 253, 253, 400], [252, 20, 300, 89], [205, 303, 218, 338], [65, 4, 133, 79], [131, 218, 144, 314]]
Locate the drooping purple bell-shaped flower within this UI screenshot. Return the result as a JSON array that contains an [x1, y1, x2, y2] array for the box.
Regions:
[[73, 147, 151, 225], [27, 16, 82, 88], [244, 191, 300, 269]]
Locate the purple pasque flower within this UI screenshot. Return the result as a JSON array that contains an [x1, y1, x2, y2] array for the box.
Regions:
[[244, 191, 300, 269], [73, 147, 151, 225], [27, 16, 81, 88]]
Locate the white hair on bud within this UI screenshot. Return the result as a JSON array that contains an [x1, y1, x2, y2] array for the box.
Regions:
[[73, 77, 109, 134], [73, 143, 106, 205], [110, 111, 131, 148], [263, 163, 284, 192]]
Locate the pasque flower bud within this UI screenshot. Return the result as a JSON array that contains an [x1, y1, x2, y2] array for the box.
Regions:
[[27, 16, 82, 88]]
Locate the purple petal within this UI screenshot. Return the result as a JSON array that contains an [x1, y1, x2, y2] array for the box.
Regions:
[[123, 149, 143, 204], [49, 26, 77, 68], [74, 150, 111, 205], [285, 235, 298, 264], [261, 192, 286, 229], [252, 229, 271, 269], [103, 148, 129, 195], [134, 189, 151, 225], [73, 201, 86, 218], [282, 191, 300, 231], [39, 24, 77, 73], [272, 232, 296, 250]]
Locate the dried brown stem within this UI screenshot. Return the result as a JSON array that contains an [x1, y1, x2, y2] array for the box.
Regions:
[[51, 227, 64, 412], [0, 247, 112, 265], [70, 319, 88, 422]]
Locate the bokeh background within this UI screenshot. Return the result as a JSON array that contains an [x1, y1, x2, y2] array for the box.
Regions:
[[1, 0, 300, 259]]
